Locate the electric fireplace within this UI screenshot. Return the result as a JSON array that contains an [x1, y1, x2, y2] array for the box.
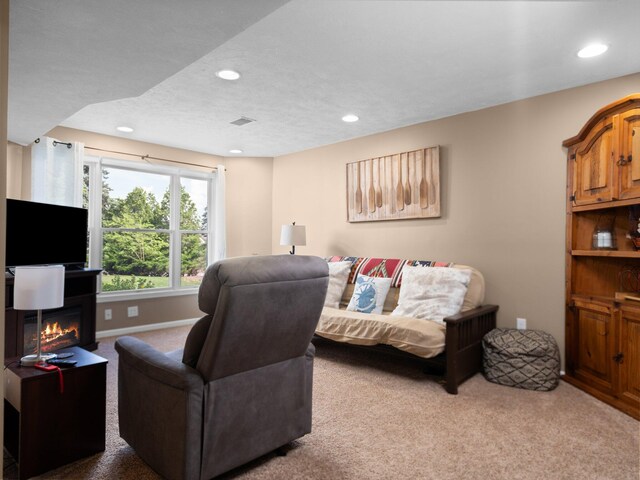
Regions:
[[4, 269, 100, 360], [23, 307, 82, 355]]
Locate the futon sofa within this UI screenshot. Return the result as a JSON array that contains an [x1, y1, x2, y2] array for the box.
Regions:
[[314, 256, 498, 393]]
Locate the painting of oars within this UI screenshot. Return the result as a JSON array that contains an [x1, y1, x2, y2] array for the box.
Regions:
[[368, 159, 376, 213], [419, 149, 428, 208], [355, 161, 363, 213], [396, 154, 404, 211]]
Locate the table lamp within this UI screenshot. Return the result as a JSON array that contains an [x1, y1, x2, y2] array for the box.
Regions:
[[280, 222, 306, 254], [13, 265, 65, 366]]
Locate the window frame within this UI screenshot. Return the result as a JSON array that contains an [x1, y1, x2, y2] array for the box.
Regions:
[[84, 156, 215, 301]]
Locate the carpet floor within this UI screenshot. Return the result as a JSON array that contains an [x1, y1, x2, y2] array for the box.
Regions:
[[4, 325, 639, 480]]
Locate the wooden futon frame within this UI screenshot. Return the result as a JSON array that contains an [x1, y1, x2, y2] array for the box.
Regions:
[[313, 304, 499, 394]]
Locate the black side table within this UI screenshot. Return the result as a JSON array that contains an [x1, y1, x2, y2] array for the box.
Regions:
[[3, 346, 108, 479]]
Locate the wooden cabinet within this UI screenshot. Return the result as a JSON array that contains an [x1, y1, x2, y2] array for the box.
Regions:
[[564, 94, 640, 420], [618, 306, 640, 409], [572, 114, 615, 205], [570, 101, 640, 206], [618, 108, 640, 200], [569, 299, 616, 396]]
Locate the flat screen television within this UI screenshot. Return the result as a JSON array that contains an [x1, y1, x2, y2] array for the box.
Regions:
[[5, 199, 88, 269]]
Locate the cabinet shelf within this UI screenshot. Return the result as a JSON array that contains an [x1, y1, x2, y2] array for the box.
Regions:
[[572, 292, 640, 306], [571, 197, 640, 212], [571, 249, 640, 258]]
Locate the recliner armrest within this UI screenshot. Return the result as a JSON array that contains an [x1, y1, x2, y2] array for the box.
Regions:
[[115, 336, 203, 391]]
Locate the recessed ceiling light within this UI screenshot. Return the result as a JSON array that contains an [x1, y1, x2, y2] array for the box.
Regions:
[[116, 126, 134, 133], [342, 114, 359, 123], [577, 43, 608, 58], [229, 149, 243, 154], [216, 69, 241, 81]]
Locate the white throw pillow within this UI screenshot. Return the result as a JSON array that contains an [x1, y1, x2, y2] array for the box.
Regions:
[[392, 266, 471, 324], [324, 261, 352, 308], [346, 274, 392, 314]]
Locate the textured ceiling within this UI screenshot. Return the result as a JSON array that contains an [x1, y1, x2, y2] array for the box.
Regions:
[[8, 0, 289, 146], [9, 0, 640, 158]]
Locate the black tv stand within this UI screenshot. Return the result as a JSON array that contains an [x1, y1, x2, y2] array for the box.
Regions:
[[5, 264, 87, 276]]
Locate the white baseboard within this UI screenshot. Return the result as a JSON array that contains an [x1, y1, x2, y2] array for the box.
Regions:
[[96, 317, 199, 339]]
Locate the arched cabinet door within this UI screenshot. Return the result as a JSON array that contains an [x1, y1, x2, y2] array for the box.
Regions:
[[617, 108, 640, 200], [571, 115, 616, 206]]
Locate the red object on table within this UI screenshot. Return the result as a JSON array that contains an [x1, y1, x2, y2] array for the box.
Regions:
[[34, 363, 64, 393]]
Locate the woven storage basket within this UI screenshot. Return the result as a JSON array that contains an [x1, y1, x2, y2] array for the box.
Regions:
[[482, 328, 560, 391]]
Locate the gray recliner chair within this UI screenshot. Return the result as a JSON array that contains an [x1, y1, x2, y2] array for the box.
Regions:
[[115, 255, 329, 480]]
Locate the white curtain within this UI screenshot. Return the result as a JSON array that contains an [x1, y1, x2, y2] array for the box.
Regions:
[[212, 164, 226, 261], [31, 136, 84, 207]]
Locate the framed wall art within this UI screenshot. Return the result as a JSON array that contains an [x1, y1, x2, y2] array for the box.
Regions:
[[346, 146, 440, 222]]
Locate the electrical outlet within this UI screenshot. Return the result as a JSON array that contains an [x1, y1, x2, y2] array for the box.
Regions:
[[127, 306, 139, 317], [104, 309, 112, 321], [517, 317, 527, 330]]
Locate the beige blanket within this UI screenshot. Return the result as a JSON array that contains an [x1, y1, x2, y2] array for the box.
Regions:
[[316, 307, 446, 359]]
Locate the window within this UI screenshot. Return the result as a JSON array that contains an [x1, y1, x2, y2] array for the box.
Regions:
[[84, 157, 215, 296]]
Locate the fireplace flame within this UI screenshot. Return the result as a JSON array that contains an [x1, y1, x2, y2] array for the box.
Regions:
[[42, 321, 79, 344], [23, 311, 82, 355]]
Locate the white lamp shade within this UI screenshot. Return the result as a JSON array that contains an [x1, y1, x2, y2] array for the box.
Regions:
[[13, 265, 65, 310], [280, 224, 306, 246]]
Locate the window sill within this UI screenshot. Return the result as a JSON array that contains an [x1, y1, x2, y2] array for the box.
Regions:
[[97, 287, 199, 303]]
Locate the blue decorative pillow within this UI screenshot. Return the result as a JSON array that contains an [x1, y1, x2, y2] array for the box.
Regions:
[[346, 274, 392, 314]]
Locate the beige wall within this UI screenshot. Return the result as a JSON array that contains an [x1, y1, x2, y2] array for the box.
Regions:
[[225, 156, 273, 258], [7, 127, 273, 331], [272, 73, 640, 366], [49, 126, 223, 168]]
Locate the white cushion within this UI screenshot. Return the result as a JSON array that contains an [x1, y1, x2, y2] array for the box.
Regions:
[[324, 261, 352, 308], [391, 266, 471, 324], [346, 274, 392, 314]]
